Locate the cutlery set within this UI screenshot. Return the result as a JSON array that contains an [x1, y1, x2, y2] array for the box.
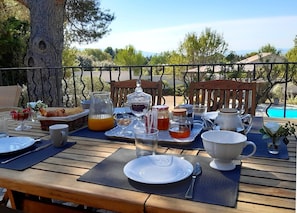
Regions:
[[1, 140, 51, 164]]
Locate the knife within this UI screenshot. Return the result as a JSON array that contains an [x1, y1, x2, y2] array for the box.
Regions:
[[1, 142, 52, 164], [185, 162, 202, 199]]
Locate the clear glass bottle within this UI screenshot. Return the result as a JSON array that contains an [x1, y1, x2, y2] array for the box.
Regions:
[[127, 79, 152, 129], [88, 91, 114, 131], [169, 108, 191, 138]]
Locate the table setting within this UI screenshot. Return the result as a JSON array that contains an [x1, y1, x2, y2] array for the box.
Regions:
[[0, 108, 77, 170], [78, 148, 241, 207], [0, 137, 76, 170], [0, 101, 295, 213], [75, 91, 250, 208], [73, 91, 294, 209]]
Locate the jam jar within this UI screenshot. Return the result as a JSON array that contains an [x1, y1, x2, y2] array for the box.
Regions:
[[152, 105, 169, 130], [177, 104, 193, 129], [169, 108, 191, 138]]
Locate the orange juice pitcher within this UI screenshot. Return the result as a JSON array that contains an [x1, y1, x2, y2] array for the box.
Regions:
[[88, 92, 114, 131]]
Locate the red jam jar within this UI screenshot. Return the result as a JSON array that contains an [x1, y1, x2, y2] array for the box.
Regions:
[[152, 105, 170, 130], [169, 108, 191, 138]]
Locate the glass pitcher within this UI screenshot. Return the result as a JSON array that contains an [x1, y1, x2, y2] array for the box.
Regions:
[[88, 91, 114, 131]]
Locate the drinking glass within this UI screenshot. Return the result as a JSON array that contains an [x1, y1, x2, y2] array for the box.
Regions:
[[10, 110, 32, 131], [114, 113, 133, 136], [134, 128, 159, 157]]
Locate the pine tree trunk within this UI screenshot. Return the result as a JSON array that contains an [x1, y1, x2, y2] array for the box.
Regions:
[[24, 0, 66, 106]]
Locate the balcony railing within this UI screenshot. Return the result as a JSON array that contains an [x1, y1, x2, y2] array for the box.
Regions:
[[0, 62, 296, 118]]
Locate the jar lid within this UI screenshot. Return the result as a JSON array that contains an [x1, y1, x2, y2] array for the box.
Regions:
[[172, 108, 187, 116], [220, 108, 238, 113], [152, 105, 169, 110], [177, 104, 193, 113]]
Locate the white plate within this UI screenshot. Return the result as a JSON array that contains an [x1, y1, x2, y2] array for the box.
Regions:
[[0, 137, 35, 154], [123, 155, 193, 184]]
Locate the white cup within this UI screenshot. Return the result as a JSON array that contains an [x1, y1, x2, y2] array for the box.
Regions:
[[201, 130, 256, 171], [0, 116, 8, 138], [49, 124, 69, 147]]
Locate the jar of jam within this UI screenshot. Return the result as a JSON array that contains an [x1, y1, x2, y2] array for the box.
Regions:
[[152, 105, 169, 130], [169, 108, 191, 138], [177, 104, 193, 129]]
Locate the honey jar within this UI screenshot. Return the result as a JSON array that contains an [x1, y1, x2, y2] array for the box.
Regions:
[[152, 105, 169, 130], [169, 108, 191, 138]]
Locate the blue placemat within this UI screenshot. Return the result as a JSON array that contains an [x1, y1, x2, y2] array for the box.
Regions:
[[78, 148, 241, 208], [71, 127, 110, 140], [0, 140, 76, 170], [244, 133, 289, 159]]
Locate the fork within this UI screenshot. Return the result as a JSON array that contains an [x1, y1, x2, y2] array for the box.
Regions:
[[185, 162, 202, 199]]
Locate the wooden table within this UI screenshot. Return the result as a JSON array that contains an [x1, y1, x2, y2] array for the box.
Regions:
[[0, 112, 295, 213]]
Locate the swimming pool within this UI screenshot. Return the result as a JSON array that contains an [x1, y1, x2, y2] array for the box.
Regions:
[[267, 106, 297, 118]]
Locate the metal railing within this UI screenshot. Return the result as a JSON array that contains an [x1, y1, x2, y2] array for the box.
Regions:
[[0, 62, 296, 118]]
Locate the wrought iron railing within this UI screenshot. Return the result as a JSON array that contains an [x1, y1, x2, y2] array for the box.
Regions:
[[0, 62, 296, 118]]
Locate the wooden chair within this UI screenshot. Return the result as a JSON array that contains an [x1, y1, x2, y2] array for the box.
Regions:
[[0, 85, 22, 111], [110, 79, 163, 107], [188, 80, 257, 115]]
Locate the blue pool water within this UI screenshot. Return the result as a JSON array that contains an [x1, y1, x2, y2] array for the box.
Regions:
[[267, 106, 297, 118]]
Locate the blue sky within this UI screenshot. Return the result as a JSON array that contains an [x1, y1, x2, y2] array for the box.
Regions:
[[75, 0, 297, 55]]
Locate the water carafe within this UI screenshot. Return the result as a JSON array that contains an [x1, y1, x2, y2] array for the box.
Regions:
[[88, 91, 114, 131]]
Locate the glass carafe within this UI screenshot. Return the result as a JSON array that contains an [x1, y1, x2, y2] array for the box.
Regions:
[[127, 79, 152, 130], [88, 91, 114, 131]]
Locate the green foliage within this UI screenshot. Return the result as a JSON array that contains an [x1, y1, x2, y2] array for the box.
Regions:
[[286, 36, 297, 62], [65, 0, 115, 43], [62, 47, 79, 67], [260, 121, 297, 144], [0, 16, 29, 67], [104, 47, 116, 59], [178, 28, 228, 64], [62, 74, 110, 106], [286, 36, 297, 82], [114, 45, 147, 66], [148, 51, 171, 65], [83, 48, 112, 62], [259, 44, 281, 55]]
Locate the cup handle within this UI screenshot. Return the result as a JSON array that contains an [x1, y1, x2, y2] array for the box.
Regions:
[[241, 114, 252, 134], [237, 141, 257, 160], [201, 116, 216, 130], [58, 130, 67, 146]]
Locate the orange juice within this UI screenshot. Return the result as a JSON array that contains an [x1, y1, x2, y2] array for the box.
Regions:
[[88, 114, 114, 131]]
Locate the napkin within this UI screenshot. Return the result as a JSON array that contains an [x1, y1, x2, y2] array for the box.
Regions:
[[0, 140, 76, 171], [78, 148, 241, 207]]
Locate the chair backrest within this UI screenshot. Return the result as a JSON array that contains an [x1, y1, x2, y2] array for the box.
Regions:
[[110, 79, 162, 107], [188, 80, 257, 115], [0, 85, 22, 108]]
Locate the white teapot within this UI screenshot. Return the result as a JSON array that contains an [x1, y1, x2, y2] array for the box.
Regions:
[[214, 108, 252, 134]]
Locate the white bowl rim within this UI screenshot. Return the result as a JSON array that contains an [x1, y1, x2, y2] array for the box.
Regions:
[[201, 130, 247, 144]]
